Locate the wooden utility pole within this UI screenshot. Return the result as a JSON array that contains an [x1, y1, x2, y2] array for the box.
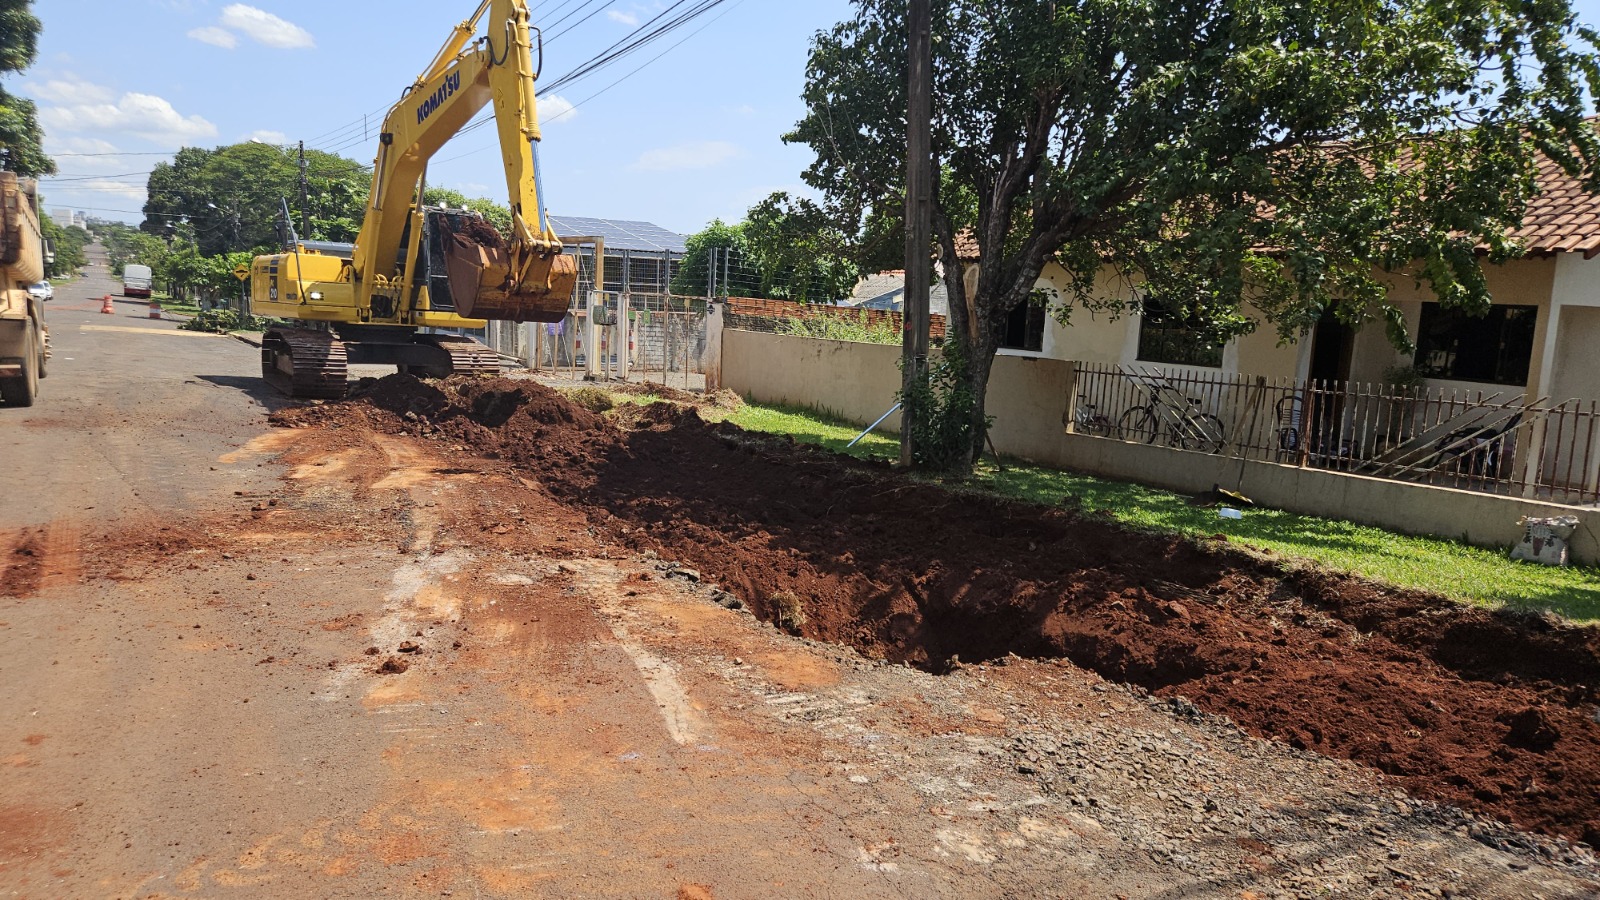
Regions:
[[900, 0, 933, 467], [298, 141, 312, 240]]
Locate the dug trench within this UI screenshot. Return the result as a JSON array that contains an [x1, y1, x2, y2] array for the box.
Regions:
[[274, 375, 1600, 848]]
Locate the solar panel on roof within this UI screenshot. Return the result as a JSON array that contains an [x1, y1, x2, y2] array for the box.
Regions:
[[546, 215, 688, 254]]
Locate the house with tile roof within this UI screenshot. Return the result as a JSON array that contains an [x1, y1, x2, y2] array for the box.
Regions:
[[954, 157, 1600, 405]]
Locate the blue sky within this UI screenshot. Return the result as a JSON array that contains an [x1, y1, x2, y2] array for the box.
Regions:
[[21, 0, 855, 235]]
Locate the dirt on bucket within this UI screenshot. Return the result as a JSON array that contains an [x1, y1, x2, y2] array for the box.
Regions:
[[272, 376, 1600, 846]]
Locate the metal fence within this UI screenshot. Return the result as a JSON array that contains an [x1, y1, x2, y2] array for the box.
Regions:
[[1072, 362, 1600, 504], [510, 291, 708, 389]]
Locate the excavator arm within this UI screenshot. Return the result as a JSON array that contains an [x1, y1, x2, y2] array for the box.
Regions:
[[352, 0, 575, 323]]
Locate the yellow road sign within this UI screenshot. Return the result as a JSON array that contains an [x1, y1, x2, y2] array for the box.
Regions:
[[234, 263, 250, 281]]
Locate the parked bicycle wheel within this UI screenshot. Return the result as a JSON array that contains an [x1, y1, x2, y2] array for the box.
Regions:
[[1118, 406, 1160, 443], [1180, 413, 1226, 453], [1078, 413, 1114, 438]]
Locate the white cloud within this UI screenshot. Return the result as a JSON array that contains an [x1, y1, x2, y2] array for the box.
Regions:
[[630, 140, 742, 172], [41, 89, 218, 144], [217, 4, 315, 49], [68, 179, 149, 202], [247, 129, 287, 144], [606, 10, 639, 26], [187, 26, 238, 49], [539, 94, 577, 125], [29, 77, 114, 104]]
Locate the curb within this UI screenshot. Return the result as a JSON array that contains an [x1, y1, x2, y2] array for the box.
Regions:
[[230, 331, 264, 348]]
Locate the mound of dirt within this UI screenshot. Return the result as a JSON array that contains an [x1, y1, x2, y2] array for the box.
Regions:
[[277, 377, 1600, 845]]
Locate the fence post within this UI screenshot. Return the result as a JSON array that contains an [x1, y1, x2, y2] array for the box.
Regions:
[[617, 296, 631, 381], [703, 299, 725, 391], [1062, 360, 1079, 432]]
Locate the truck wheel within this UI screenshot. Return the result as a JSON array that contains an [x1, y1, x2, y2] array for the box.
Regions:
[[0, 326, 38, 407], [35, 322, 46, 379]]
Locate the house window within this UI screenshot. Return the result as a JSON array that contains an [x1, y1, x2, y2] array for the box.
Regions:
[[1413, 303, 1536, 386], [1137, 297, 1223, 368], [1001, 299, 1046, 352]]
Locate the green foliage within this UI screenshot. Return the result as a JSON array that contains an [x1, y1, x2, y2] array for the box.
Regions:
[[178, 308, 271, 334], [775, 309, 898, 344], [742, 192, 860, 301], [423, 187, 512, 235], [0, 2, 50, 177], [99, 223, 168, 276], [899, 347, 989, 471], [40, 215, 87, 277], [0, 87, 51, 177], [141, 143, 369, 253], [0, 0, 40, 74], [791, 0, 1600, 473], [672, 219, 751, 297]]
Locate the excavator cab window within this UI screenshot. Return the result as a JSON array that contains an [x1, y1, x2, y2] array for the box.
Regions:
[[422, 208, 482, 313]]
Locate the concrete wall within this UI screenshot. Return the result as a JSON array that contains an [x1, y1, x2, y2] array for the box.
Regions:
[[1057, 433, 1600, 564], [723, 328, 1600, 563], [723, 330, 906, 429]]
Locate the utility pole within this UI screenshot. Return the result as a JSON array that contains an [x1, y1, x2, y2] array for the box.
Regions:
[[901, 0, 933, 467], [298, 140, 312, 240]]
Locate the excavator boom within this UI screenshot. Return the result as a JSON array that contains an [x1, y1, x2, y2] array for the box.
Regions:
[[350, 0, 575, 324], [249, 0, 578, 400]]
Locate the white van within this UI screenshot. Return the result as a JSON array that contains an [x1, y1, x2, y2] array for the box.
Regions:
[[122, 263, 153, 298]]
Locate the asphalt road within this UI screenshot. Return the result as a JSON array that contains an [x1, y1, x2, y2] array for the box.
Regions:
[[0, 245, 282, 530]]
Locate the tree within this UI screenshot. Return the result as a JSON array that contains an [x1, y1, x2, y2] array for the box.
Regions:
[[422, 187, 512, 234], [743, 192, 861, 302], [0, 0, 52, 177], [141, 143, 368, 253], [790, 0, 1600, 473], [671, 219, 752, 297], [40, 215, 87, 277]]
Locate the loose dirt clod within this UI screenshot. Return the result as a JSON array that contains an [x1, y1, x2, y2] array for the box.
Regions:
[[770, 591, 806, 634], [275, 375, 1600, 845]]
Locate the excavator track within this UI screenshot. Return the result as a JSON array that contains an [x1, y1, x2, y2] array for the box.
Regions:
[[262, 328, 348, 399], [413, 333, 502, 377]]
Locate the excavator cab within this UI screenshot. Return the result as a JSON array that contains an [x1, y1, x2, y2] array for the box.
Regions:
[[436, 213, 577, 324]]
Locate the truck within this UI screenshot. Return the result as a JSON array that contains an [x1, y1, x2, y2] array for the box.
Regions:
[[0, 171, 47, 407], [122, 263, 153, 298]]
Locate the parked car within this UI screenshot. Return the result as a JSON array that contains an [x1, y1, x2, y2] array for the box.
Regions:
[[26, 282, 51, 301]]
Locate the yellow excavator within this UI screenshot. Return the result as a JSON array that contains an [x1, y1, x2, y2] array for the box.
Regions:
[[250, 0, 577, 398]]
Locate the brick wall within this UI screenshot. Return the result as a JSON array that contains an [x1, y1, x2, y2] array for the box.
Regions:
[[723, 296, 947, 340]]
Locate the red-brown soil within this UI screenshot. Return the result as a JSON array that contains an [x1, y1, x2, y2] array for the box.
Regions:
[[274, 376, 1600, 846]]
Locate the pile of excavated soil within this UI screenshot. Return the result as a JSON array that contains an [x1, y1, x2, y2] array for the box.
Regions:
[[272, 375, 1600, 845]]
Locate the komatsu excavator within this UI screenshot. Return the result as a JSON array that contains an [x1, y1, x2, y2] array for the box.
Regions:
[[250, 0, 578, 398]]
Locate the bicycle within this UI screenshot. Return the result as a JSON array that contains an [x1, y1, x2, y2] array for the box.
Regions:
[[1117, 384, 1226, 452], [1072, 394, 1115, 437]]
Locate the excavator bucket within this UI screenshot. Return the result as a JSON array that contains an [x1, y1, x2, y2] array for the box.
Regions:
[[442, 220, 576, 323]]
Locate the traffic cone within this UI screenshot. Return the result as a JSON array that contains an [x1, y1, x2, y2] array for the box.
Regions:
[[148, 300, 161, 319], [100, 295, 113, 314]]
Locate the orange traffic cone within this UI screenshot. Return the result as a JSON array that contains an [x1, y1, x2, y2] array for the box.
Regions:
[[148, 300, 161, 320], [100, 294, 114, 314]]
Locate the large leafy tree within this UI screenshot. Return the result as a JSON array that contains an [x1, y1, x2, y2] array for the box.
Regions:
[[0, 0, 51, 177], [743, 192, 861, 302], [141, 143, 368, 253], [792, 0, 1600, 472]]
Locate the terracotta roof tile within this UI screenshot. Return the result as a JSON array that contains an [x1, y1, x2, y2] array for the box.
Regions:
[[1507, 156, 1600, 256], [951, 153, 1600, 262]]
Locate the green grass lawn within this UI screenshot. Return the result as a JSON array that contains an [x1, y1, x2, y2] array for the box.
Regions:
[[680, 398, 1600, 624]]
